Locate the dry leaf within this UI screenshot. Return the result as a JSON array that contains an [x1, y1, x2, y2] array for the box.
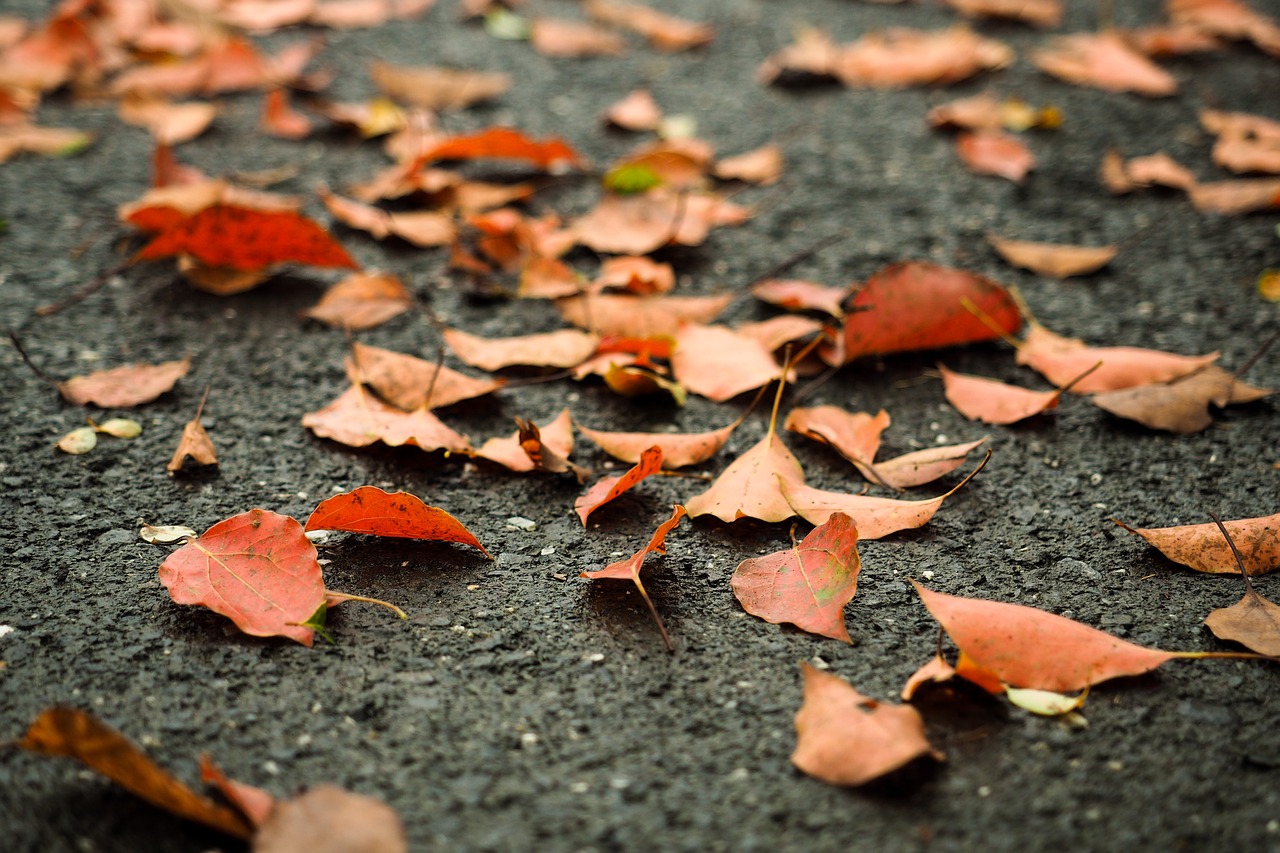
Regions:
[[168, 391, 218, 473], [1016, 322, 1218, 393], [1031, 31, 1178, 97], [1092, 365, 1272, 433], [584, 0, 713, 51], [942, 0, 1062, 27], [305, 486, 489, 556], [671, 324, 783, 402], [987, 234, 1118, 278], [955, 130, 1036, 182], [835, 26, 1013, 88], [348, 342, 504, 410], [713, 144, 783, 185], [604, 89, 661, 131], [304, 271, 414, 331], [576, 419, 739, 468], [59, 356, 191, 408], [302, 385, 473, 453], [575, 446, 664, 524], [369, 61, 510, 110], [531, 18, 626, 57], [443, 327, 600, 371], [940, 363, 1068, 424], [557, 292, 733, 337], [254, 785, 407, 853], [1115, 512, 1280, 575]]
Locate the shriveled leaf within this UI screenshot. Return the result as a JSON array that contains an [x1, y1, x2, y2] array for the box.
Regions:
[[349, 342, 503, 410], [1115, 513, 1280, 576], [136, 206, 357, 272], [557, 292, 733, 337], [575, 445, 664, 525], [671, 324, 783, 402], [912, 581, 1186, 693], [302, 384, 472, 453], [1016, 323, 1218, 393], [305, 485, 489, 556], [581, 505, 687, 649], [792, 663, 943, 787], [168, 418, 218, 473], [140, 523, 198, 545], [987, 234, 1118, 278], [18, 708, 253, 840], [1031, 31, 1178, 97], [955, 130, 1035, 182], [443, 327, 600, 371], [475, 408, 577, 474], [782, 454, 986, 537], [304, 272, 414, 331], [576, 419, 738, 469], [159, 509, 325, 645], [254, 785, 406, 853], [841, 261, 1021, 362], [59, 356, 191, 408], [1092, 365, 1272, 433], [732, 512, 861, 642]]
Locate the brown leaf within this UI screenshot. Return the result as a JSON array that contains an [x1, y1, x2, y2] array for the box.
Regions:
[[304, 271, 414, 331], [1188, 177, 1280, 214], [942, 0, 1062, 28], [253, 785, 407, 853], [713, 144, 783, 185], [1016, 322, 1218, 393], [531, 18, 626, 57], [18, 707, 253, 840], [118, 96, 218, 145], [1115, 512, 1280, 576], [557, 292, 733, 337], [168, 392, 218, 473], [987, 234, 1118, 278], [757, 27, 842, 85], [584, 0, 713, 51], [1092, 365, 1273, 433], [59, 356, 191, 408], [791, 663, 943, 787]]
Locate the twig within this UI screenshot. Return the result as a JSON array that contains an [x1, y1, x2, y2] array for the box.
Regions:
[[35, 257, 134, 318], [7, 331, 60, 386]]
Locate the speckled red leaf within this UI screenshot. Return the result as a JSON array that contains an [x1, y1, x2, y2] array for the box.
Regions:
[[732, 512, 861, 642], [136, 205, 357, 272], [18, 708, 254, 840], [581, 505, 686, 649], [306, 486, 488, 556], [158, 509, 325, 646], [575, 445, 664, 525], [59, 356, 191, 408], [841, 262, 1021, 362], [792, 663, 943, 787], [912, 581, 1184, 692]]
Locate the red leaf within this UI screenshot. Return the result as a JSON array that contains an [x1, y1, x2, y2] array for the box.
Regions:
[[305, 486, 489, 557], [419, 126, 584, 171], [575, 446, 664, 525], [731, 512, 861, 642], [136, 205, 357, 272], [581, 505, 686, 649], [158, 509, 325, 646]]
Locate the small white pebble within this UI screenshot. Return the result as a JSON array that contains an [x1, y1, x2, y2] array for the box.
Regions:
[[507, 517, 537, 531], [978, 786, 991, 797], [262, 761, 281, 776], [541, 546, 555, 556], [922, 570, 935, 580]]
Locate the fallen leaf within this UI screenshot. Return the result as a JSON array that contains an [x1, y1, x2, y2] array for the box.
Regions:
[[835, 26, 1013, 88], [168, 390, 218, 473], [1124, 23, 1225, 56], [57, 426, 97, 454], [531, 18, 626, 57], [0, 122, 90, 163], [912, 581, 1195, 692], [841, 261, 1021, 362], [955, 130, 1036, 182], [302, 385, 473, 453], [140, 523, 198, 545], [713, 144, 783, 185], [17, 707, 253, 840], [59, 356, 191, 408], [784, 406, 890, 484], [987, 234, 1118, 278], [581, 505, 687, 649], [757, 27, 843, 85], [736, 316, 829, 353], [570, 189, 748, 255], [942, 0, 1062, 28], [584, 0, 713, 51], [159, 509, 325, 645], [443, 327, 600, 371], [731, 512, 862, 642], [753, 279, 847, 317], [1101, 150, 1198, 194], [1016, 322, 1219, 393], [118, 96, 218, 145], [135, 206, 357, 272], [1169, 0, 1280, 55], [93, 418, 143, 439], [1115, 512, 1280, 575], [1188, 177, 1280, 214], [604, 89, 661, 131], [318, 187, 457, 248], [874, 438, 990, 490], [1203, 516, 1280, 655], [1260, 269, 1280, 302], [575, 445, 664, 525], [348, 342, 503, 410], [418, 126, 584, 171], [576, 419, 739, 468], [1092, 365, 1272, 433], [260, 88, 311, 139], [304, 271, 414, 330], [1004, 686, 1089, 716], [592, 256, 675, 295], [1031, 31, 1178, 97], [369, 61, 510, 110], [685, 381, 804, 523], [940, 363, 1069, 424], [254, 784, 407, 853], [197, 756, 275, 830], [312, 96, 407, 137], [557, 292, 733, 337], [305, 485, 489, 556], [671, 324, 783, 402], [792, 663, 943, 787], [781, 455, 986, 538], [475, 408, 575, 473]]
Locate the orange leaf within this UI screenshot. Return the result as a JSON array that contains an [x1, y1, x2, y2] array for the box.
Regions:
[[305, 485, 489, 556], [59, 356, 191, 408], [419, 126, 584, 171], [118, 96, 218, 145], [252, 785, 408, 852], [576, 446, 664, 525], [912, 581, 1183, 692], [841, 261, 1021, 362], [18, 708, 253, 840], [443, 327, 600, 371], [670, 324, 783, 402], [557, 292, 733, 337], [592, 256, 675, 295], [168, 391, 218, 473], [369, 61, 510, 110], [1031, 31, 1177, 96], [302, 385, 472, 453], [159, 509, 326, 646], [260, 88, 311, 139], [874, 437, 989, 490], [581, 505, 687, 650], [732, 512, 862, 642], [955, 130, 1035, 182], [684, 428, 803, 523], [604, 88, 662, 131], [784, 406, 890, 483], [713, 144, 783, 185], [939, 363, 1066, 424], [584, 0, 713, 51], [1201, 513, 1280, 655], [319, 187, 457, 247], [475, 408, 578, 474], [348, 342, 503, 410], [987, 234, 1117, 278], [136, 205, 357, 272], [304, 271, 414, 331], [834, 25, 1013, 88], [757, 27, 842, 85], [576, 419, 738, 469], [1115, 513, 1280, 576], [570, 189, 748, 255], [943, 0, 1062, 28], [753, 279, 847, 317], [198, 756, 275, 829], [736, 316, 828, 353], [530, 18, 627, 58], [1016, 323, 1219, 393], [791, 663, 943, 787], [1188, 177, 1280, 214]]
